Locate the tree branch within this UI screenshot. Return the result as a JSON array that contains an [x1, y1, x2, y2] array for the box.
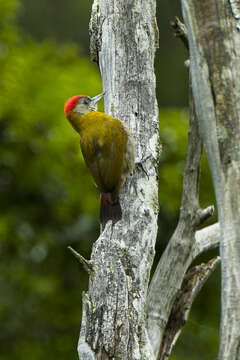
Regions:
[[147, 43, 217, 358], [160, 257, 220, 360], [181, 1, 240, 358], [170, 17, 189, 50], [192, 222, 220, 260], [68, 246, 94, 275]]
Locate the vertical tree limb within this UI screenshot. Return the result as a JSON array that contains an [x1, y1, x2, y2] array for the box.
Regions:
[[146, 66, 215, 357], [182, 1, 240, 358], [78, 1, 160, 359], [160, 256, 220, 360]]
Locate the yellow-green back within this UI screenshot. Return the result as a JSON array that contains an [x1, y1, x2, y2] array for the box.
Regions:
[[74, 111, 128, 193]]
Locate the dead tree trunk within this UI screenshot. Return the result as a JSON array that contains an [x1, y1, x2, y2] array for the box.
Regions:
[[77, 0, 159, 359], [182, 0, 240, 359], [74, 1, 223, 359]]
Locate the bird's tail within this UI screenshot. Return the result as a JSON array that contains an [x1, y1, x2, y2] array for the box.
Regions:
[[100, 193, 122, 230]]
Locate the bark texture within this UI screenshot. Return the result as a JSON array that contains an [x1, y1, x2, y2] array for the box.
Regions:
[[147, 77, 217, 359], [78, 1, 159, 359], [75, 1, 224, 359], [182, 0, 240, 358], [160, 256, 220, 360]]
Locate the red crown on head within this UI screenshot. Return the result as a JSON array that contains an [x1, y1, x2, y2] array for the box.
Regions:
[[64, 94, 88, 116]]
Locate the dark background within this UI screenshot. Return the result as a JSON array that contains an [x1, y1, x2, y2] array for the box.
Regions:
[[0, 1, 219, 359]]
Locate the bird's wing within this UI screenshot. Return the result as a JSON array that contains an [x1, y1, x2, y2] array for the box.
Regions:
[[80, 115, 127, 194]]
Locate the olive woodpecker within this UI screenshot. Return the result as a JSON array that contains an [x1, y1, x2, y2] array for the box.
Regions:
[[64, 93, 135, 229]]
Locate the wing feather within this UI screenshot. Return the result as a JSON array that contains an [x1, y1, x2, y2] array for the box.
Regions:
[[80, 114, 127, 193]]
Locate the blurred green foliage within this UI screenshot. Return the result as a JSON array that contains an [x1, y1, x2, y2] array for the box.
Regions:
[[0, 0, 219, 359], [17, 0, 188, 107], [0, 1, 102, 359]]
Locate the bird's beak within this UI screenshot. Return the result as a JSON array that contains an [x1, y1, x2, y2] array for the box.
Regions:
[[91, 92, 105, 104]]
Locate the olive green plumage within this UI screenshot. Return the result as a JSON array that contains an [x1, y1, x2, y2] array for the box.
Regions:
[[73, 111, 128, 193], [65, 94, 135, 228]]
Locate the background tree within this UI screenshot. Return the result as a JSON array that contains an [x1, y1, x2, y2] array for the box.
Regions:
[[0, 0, 221, 359], [182, 0, 240, 358]]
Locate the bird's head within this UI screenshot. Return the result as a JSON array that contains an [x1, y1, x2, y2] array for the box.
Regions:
[[64, 92, 104, 118]]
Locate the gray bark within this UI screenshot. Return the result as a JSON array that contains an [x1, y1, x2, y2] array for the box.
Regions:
[[159, 256, 220, 360], [146, 75, 217, 359], [75, 1, 224, 359], [78, 1, 159, 359], [182, 0, 240, 359]]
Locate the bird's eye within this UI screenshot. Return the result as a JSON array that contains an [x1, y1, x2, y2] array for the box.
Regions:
[[83, 97, 90, 105]]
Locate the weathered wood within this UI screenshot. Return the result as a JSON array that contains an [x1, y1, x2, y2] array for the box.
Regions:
[[160, 257, 220, 360], [146, 74, 215, 358], [182, 0, 240, 358], [75, 1, 225, 359], [78, 1, 159, 359]]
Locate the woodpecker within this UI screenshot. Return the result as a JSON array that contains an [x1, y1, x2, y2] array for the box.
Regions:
[[64, 92, 135, 229]]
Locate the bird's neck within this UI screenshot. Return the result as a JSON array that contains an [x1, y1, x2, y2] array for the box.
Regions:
[[68, 111, 91, 134]]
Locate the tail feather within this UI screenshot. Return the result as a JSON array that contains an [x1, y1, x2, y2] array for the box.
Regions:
[[100, 195, 122, 230]]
